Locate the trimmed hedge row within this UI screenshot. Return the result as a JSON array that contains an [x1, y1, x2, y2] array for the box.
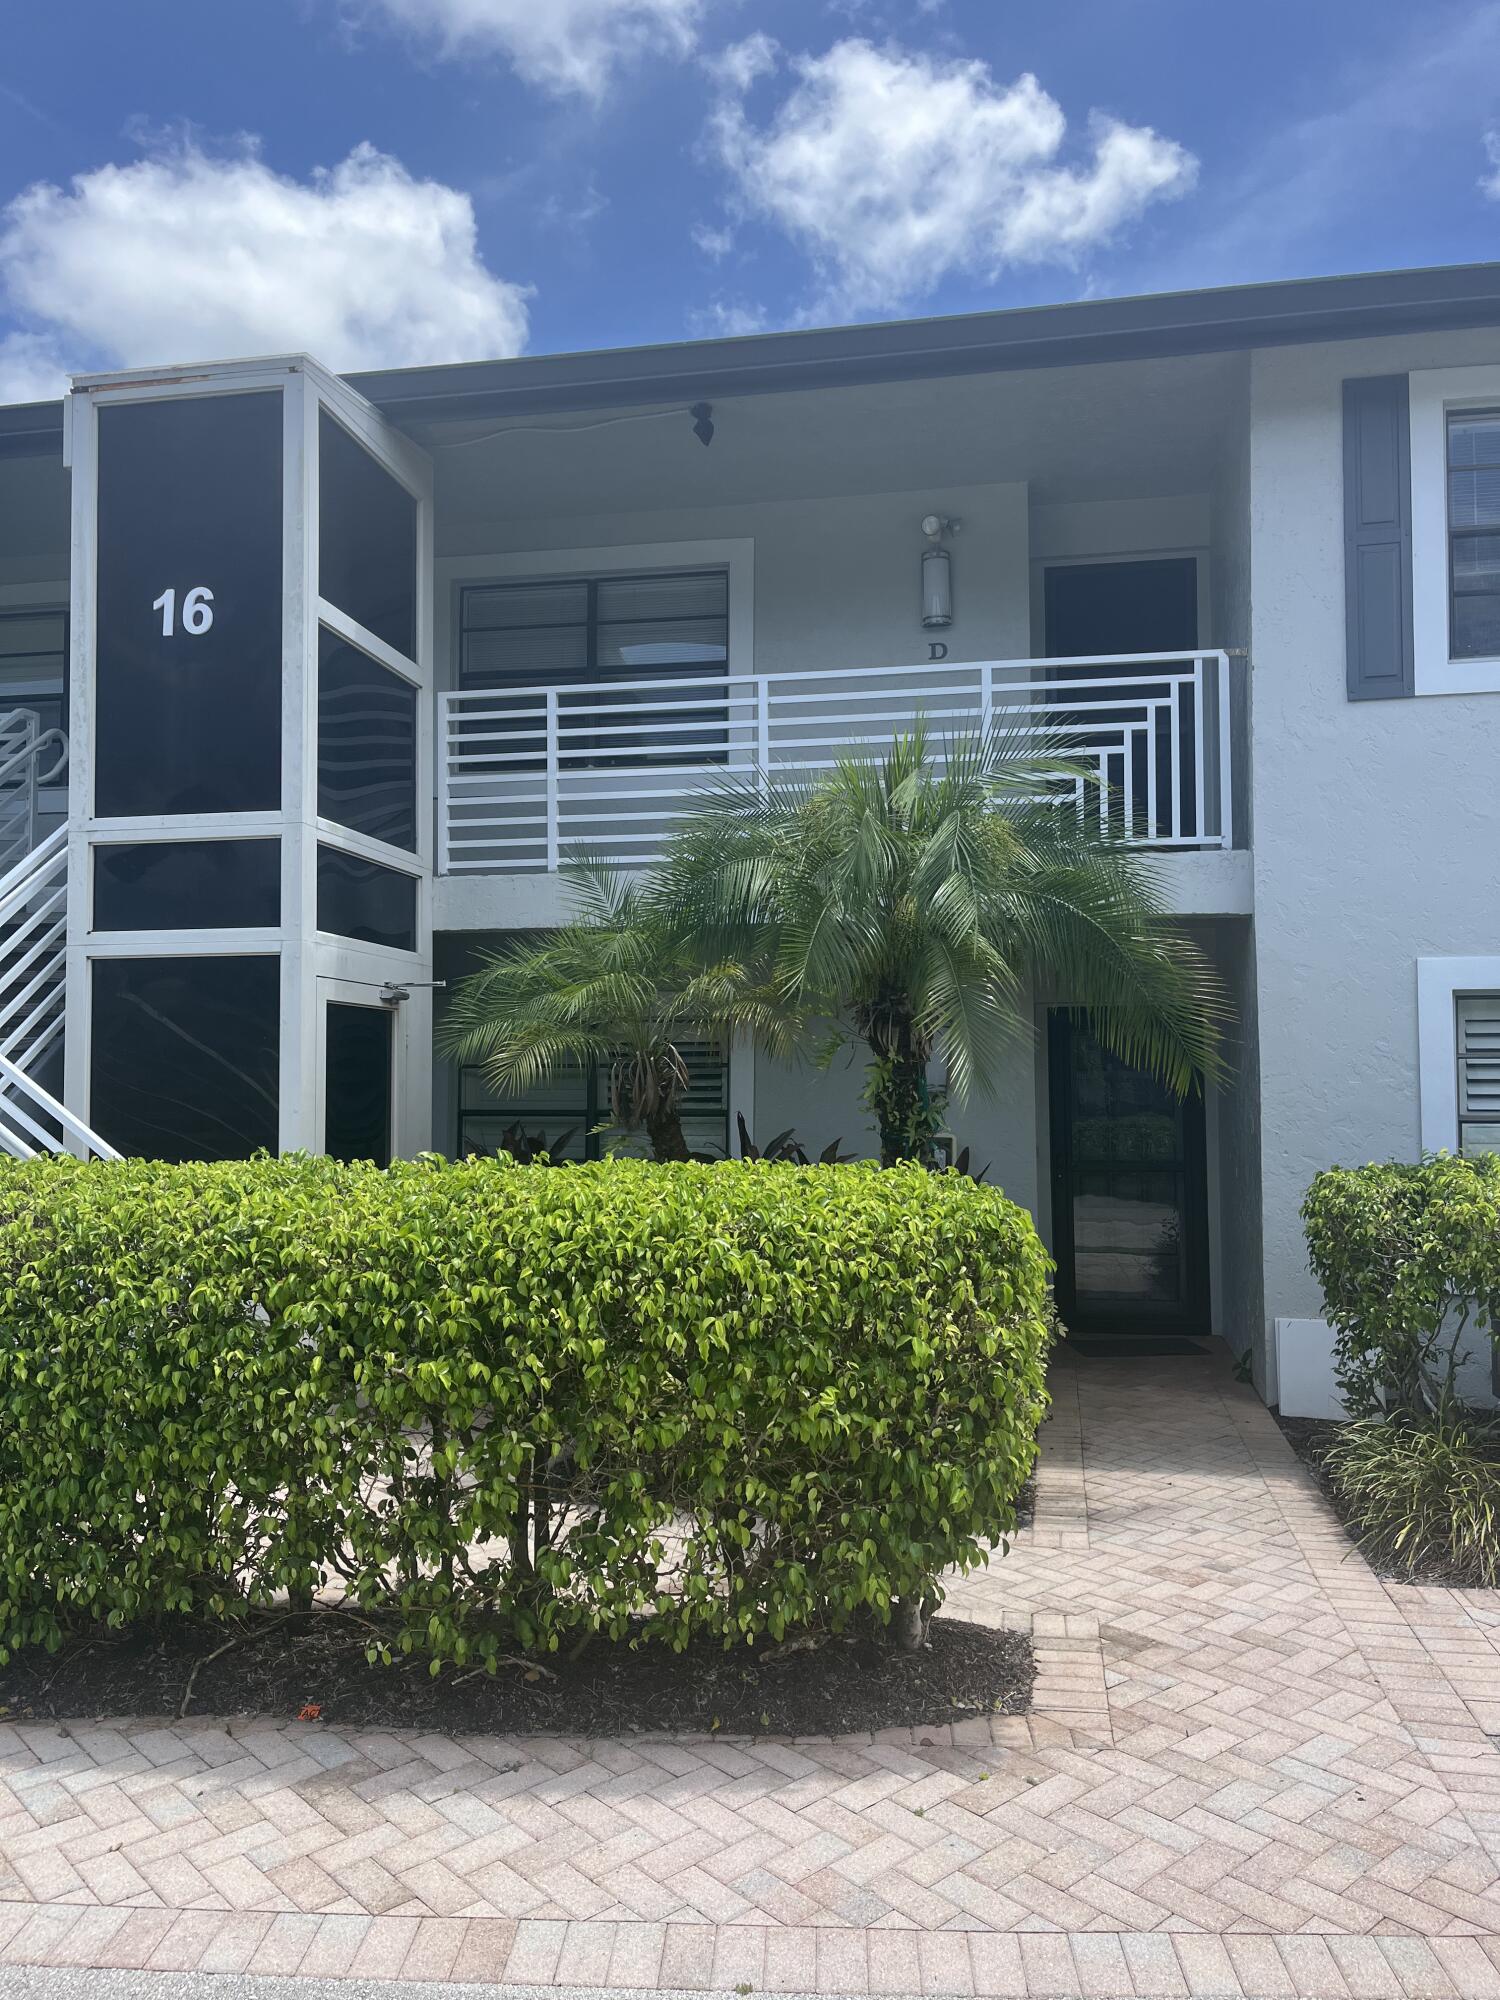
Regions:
[[0, 1155, 1052, 1668], [1302, 1153, 1500, 1418]]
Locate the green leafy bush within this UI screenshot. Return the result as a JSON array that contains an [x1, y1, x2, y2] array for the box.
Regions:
[[1301, 1155, 1500, 1418], [1322, 1415, 1500, 1586], [0, 1154, 1051, 1669]]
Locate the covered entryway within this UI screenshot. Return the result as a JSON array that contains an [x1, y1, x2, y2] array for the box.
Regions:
[[1047, 1010, 1210, 1343]]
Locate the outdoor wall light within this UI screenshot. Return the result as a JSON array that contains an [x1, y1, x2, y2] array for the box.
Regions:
[[921, 513, 959, 629], [691, 402, 715, 447]]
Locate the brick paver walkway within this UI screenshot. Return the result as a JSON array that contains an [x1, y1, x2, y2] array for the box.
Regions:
[[2, 1346, 1498, 1996]]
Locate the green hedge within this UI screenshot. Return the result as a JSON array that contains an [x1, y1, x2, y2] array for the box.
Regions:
[[1302, 1154, 1500, 1418], [0, 1155, 1052, 1668]]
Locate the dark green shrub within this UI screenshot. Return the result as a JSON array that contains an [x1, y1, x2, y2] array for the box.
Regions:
[[0, 1155, 1051, 1669], [1301, 1155, 1500, 1418], [1322, 1415, 1500, 1586]]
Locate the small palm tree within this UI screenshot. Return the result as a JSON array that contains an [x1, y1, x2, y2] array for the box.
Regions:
[[438, 867, 794, 1162], [663, 726, 1229, 1166]]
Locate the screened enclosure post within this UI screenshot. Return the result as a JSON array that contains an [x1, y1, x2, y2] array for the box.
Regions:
[[1194, 657, 1207, 847], [545, 689, 560, 873], [436, 693, 451, 876], [1218, 653, 1234, 848]]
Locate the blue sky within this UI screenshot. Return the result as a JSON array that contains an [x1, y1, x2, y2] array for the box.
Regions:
[[2, 0, 1500, 401]]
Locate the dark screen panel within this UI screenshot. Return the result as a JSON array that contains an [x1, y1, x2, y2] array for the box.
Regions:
[[90, 955, 279, 1160], [95, 393, 282, 816], [325, 1003, 393, 1164], [93, 839, 280, 932], [317, 628, 417, 850], [319, 412, 417, 659], [316, 846, 417, 951]]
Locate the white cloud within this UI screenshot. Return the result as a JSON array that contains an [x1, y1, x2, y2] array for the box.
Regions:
[[0, 138, 529, 401], [0, 331, 69, 404], [690, 220, 735, 259], [705, 32, 779, 94], [687, 297, 769, 337], [357, 0, 702, 98], [1482, 125, 1500, 198], [705, 38, 1196, 316]]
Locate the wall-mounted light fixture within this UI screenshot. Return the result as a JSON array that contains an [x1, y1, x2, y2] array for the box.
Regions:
[[920, 513, 959, 629]]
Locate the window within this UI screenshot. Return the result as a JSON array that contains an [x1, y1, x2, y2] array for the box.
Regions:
[[317, 627, 418, 850], [94, 391, 283, 816], [1409, 367, 1500, 694], [459, 570, 728, 766], [458, 1041, 728, 1160], [1446, 410, 1500, 661], [319, 411, 417, 660], [93, 838, 280, 931], [1458, 994, 1500, 1158], [316, 845, 417, 951], [90, 954, 280, 1160], [0, 608, 66, 742]]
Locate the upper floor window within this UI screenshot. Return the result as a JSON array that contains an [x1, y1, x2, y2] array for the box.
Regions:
[[458, 569, 729, 767], [1446, 410, 1500, 661], [1408, 366, 1500, 695]]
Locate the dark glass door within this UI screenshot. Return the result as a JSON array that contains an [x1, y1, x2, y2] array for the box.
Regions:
[[324, 1001, 393, 1164], [1048, 1011, 1208, 1338], [1043, 557, 1200, 841]]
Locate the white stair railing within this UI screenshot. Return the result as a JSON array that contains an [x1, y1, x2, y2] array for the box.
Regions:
[[0, 719, 116, 1161]]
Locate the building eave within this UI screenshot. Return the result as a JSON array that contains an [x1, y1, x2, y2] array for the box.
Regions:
[[7, 260, 1500, 454]]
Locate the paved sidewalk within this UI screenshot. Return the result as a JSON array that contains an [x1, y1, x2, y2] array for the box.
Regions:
[[1, 1347, 1498, 1997]]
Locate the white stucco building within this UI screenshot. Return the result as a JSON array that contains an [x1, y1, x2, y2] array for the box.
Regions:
[[1, 261, 1497, 1407]]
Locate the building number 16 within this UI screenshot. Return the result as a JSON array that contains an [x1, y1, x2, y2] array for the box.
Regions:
[[151, 586, 215, 637]]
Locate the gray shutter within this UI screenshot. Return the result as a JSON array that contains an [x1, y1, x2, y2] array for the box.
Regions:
[[1343, 375, 1415, 700]]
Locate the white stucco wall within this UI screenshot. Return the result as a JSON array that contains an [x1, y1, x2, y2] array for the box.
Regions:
[[1249, 325, 1500, 1388], [438, 479, 1033, 677]]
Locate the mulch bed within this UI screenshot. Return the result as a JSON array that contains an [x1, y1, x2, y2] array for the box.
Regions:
[[1275, 1413, 1499, 1588], [0, 1611, 1034, 1739]]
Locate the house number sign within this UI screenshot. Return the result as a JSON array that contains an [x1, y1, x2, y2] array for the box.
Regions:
[[151, 587, 216, 637]]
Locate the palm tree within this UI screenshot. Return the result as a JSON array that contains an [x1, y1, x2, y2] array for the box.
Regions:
[[662, 726, 1229, 1167], [437, 866, 795, 1162]]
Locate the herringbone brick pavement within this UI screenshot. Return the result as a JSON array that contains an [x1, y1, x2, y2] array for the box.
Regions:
[[2, 1346, 1498, 1996]]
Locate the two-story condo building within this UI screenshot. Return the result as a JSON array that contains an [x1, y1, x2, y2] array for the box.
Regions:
[[1, 260, 1498, 1411]]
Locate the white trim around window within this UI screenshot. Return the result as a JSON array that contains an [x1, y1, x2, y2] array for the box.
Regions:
[[1410, 365, 1500, 696], [1417, 955, 1500, 1152]]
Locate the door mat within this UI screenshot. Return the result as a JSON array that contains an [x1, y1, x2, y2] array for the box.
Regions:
[[1067, 1334, 1208, 1358]]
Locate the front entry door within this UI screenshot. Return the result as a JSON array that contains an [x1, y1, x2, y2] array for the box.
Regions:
[[1048, 1011, 1208, 1339], [1043, 556, 1201, 843], [323, 997, 395, 1165]]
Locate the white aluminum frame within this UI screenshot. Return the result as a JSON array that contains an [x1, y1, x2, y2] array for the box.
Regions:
[[63, 355, 435, 1158], [1410, 364, 1500, 697]]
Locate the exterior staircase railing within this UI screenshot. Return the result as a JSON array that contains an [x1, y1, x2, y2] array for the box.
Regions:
[[0, 712, 117, 1161]]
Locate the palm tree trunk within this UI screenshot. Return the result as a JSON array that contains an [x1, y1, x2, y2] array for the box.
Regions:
[[644, 1105, 692, 1162], [868, 1032, 939, 1168]]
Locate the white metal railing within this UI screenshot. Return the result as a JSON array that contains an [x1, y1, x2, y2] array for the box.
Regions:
[[0, 723, 115, 1162], [438, 651, 1236, 875]]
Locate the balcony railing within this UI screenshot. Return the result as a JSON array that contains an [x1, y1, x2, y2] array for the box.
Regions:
[[438, 650, 1234, 875]]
